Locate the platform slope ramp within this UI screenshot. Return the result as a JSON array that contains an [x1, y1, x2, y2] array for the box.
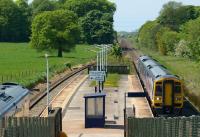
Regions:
[[126, 75, 153, 118]]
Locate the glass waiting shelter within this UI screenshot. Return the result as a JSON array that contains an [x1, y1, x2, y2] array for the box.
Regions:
[[84, 93, 106, 128]]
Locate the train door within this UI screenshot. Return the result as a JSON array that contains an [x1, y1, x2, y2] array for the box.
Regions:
[[163, 80, 174, 113]]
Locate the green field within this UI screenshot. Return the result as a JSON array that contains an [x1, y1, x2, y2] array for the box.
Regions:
[[140, 47, 200, 109], [0, 43, 98, 87]]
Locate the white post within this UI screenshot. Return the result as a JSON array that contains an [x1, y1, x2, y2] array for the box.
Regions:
[[101, 47, 103, 71], [45, 54, 49, 116], [101, 48, 103, 71], [103, 46, 105, 71], [100, 50, 101, 71], [96, 52, 99, 71], [104, 46, 106, 71], [99, 50, 102, 92], [106, 45, 107, 72]]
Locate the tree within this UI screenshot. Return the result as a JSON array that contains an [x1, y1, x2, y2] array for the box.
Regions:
[[137, 21, 161, 50], [156, 27, 171, 55], [0, 0, 22, 42], [180, 17, 200, 59], [64, 0, 116, 44], [161, 30, 180, 54], [158, 2, 198, 31], [31, 10, 80, 57], [16, 0, 32, 41], [111, 44, 122, 60], [64, 0, 116, 17], [81, 10, 115, 44], [31, 0, 57, 16]]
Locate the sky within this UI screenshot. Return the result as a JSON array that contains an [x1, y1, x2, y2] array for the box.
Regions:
[[109, 0, 200, 32]]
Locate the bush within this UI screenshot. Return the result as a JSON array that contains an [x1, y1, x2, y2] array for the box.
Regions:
[[65, 62, 72, 70], [175, 40, 191, 58]]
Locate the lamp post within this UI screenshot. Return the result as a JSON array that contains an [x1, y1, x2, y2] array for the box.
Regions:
[[88, 45, 109, 92], [97, 52, 99, 71], [45, 53, 50, 115], [106, 45, 108, 73]]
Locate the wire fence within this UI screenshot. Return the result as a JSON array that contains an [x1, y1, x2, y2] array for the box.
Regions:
[[126, 116, 200, 137], [0, 64, 68, 86], [0, 70, 37, 84]]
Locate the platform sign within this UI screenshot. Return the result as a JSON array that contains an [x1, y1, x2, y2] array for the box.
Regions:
[[89, 71, 105, 76], [89, 71, 105, 81], [89, 75, 104, 81]]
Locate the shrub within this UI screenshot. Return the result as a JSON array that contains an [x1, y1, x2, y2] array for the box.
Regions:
[[175, 40, 191, 58]]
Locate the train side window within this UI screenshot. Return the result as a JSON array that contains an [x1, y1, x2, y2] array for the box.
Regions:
[[175, 86, 181, 93], [155, 85, 162, 96]]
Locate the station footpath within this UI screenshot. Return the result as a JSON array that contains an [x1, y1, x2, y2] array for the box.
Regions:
[[62, 75, 152, 137]]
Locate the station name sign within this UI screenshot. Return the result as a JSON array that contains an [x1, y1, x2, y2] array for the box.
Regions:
[[89, 71, 105, 81]]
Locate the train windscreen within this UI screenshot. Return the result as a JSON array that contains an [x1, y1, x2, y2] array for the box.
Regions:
[[155, 84, 162, 96]]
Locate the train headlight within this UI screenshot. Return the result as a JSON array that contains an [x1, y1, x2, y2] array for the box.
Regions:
[[175, 97, 182, 101], [156, 97, 161, 100]]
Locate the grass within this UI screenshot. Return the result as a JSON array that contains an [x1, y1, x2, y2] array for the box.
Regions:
[[0, 43, 98, 87], [139, 47, 200, 110], [90, 73, 120, 87]]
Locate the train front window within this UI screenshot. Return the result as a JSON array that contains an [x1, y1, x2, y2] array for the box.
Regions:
[[175, 82, 181, 93], [155, 85, 162, 96], [175, 86, 181, 93]]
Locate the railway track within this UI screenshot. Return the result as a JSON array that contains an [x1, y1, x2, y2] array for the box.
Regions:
[[120, 39, 200, 117], [29, 65, 90, 116]]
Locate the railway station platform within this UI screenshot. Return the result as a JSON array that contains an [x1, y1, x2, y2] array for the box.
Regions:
[[62, 79, 124, 137], [126, 75, 154, 118], [62, 74, 153, 137]]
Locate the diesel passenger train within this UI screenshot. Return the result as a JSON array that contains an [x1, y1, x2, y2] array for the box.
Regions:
[[137, 56, 183, 115]]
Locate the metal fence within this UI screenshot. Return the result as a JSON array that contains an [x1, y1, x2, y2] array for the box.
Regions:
[[0, 108, 62, 137], [0, 64, 66, 84], [89, 65, 130, 74], [0, 70, 37, 84], [126, 116, 200, 137]]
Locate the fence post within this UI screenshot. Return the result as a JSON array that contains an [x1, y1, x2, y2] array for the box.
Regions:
[[171, 117, 176, 137], [198, 116, 200, 137], [0, 128, 5, 137]]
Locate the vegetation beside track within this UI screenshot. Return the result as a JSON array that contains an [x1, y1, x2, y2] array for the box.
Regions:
[[134, 46, 200, 110], [90, 73, 120, 87], [108, 53, 135, 74], [0, 43, 98, 87], [104, 73, 120, 87]]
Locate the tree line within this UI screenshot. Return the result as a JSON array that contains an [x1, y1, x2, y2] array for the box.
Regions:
[[0, 0, 116, 57], [136, 1, 200, 60]]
